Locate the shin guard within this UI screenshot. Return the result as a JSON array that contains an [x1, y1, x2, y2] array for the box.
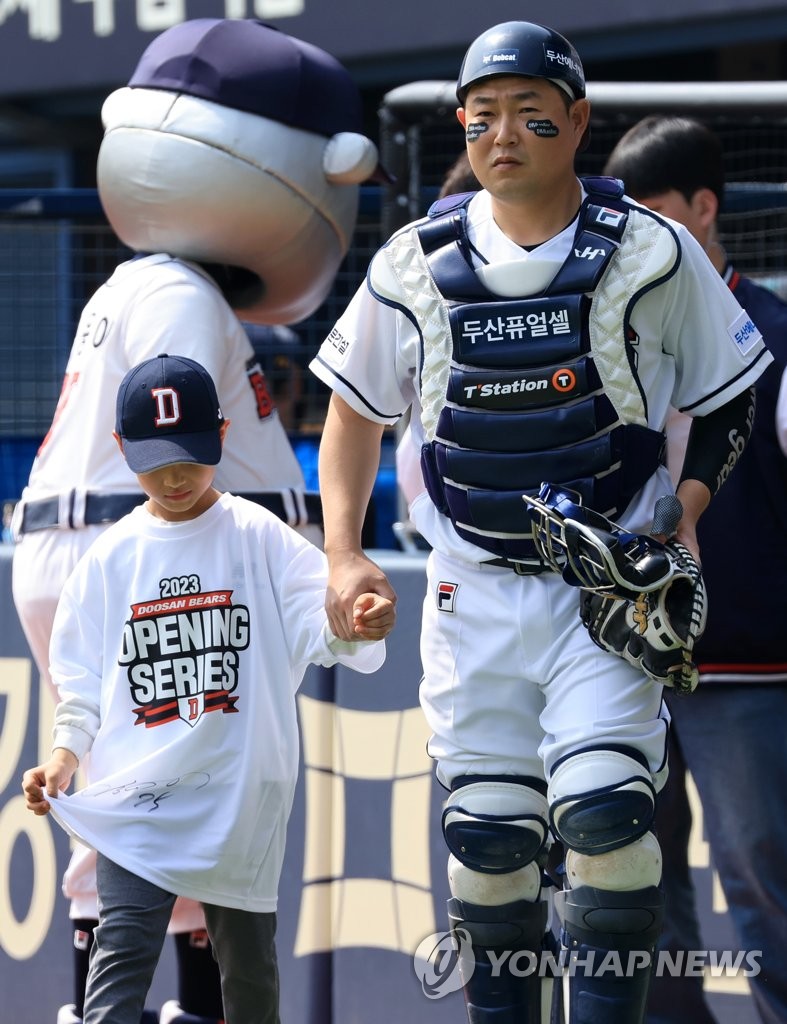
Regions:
[[448, 896, 550, 1024], [551, 885, 663, 1024]]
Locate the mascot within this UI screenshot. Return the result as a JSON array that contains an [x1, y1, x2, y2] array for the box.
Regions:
[[11, 18, 386, 1024]]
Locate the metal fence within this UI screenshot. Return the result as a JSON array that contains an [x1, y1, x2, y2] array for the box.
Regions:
[[379, 79, 787, 284]]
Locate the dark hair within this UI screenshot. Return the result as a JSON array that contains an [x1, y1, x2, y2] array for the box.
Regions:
[[603, 115, 724, 206]]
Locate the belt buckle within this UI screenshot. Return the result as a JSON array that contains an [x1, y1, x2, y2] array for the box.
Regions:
[[511, 559, 545, 576]]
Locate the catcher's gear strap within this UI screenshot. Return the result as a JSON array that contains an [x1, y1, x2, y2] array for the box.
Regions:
[[579, 539, 707, 693], [447, 896, 548, 955], [680, 385, 755, 495], [554, 884, 664, 952]]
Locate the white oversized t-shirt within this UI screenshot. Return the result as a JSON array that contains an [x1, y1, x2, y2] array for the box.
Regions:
[[47, 493, 384, 911]]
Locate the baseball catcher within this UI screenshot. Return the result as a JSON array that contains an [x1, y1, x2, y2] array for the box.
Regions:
[[524, 484, 707, 692]]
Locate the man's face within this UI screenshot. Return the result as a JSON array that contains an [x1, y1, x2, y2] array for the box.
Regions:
[[456, 75, 587, 202]]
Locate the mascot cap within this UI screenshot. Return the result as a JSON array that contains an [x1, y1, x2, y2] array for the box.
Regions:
[[457, 21, 585, 104], [130, 18, 367, 141]]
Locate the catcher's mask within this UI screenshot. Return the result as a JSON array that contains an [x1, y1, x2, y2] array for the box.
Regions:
[[523, 483, 673, 597]]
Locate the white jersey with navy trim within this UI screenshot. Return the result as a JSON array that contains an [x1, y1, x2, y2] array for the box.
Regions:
[[23, 254, 305, 497], [46, 493, 384, 912], [311, 188, 771, 560]]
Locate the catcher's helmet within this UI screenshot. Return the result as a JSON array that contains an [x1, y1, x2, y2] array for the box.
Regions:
[[456, 21, 586, 105]]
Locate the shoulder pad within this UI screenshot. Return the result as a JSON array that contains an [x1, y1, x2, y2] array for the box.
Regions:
[[427, 190, 477, 219], [581, 175, 625, 200]]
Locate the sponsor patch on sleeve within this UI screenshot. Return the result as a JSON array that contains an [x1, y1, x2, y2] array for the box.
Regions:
[[728, 309, 762, 355], [327, 327, 351, 357]]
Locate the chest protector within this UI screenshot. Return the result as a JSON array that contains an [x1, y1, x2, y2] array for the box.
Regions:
[[384, 177, 679, 565]]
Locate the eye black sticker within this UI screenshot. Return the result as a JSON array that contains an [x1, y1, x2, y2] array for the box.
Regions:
[[526, 119, 559, 137], [466, 122, 489, 142]]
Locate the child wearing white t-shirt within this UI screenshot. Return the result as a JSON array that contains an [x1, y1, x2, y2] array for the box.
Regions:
[[22, 353, 395, 1024]]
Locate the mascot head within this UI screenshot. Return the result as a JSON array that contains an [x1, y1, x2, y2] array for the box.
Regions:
[[97, 19, 387, 324]]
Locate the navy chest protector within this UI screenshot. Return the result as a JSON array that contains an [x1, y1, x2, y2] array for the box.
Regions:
[[418, 177, 665, 563]]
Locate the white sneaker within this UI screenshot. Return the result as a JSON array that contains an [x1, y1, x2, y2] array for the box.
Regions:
[[56, 1007, 81, 1024], [159, 1000, 186, 1024], [159, 999, 222, 1024]]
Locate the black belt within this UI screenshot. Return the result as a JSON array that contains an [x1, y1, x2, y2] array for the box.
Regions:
[[483, 556, 549, 576], [18, 489, 323, 534], [19, 493, 146, 533], [242, 490, 323, 527]]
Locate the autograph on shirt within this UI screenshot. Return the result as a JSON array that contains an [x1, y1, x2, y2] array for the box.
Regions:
[[83, 771, 211, 811]]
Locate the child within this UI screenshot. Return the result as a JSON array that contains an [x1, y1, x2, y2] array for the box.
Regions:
[[22, 353, 395, 1024]]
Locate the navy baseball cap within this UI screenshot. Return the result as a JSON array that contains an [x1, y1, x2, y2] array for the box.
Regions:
[[116, 354, 224, 474]]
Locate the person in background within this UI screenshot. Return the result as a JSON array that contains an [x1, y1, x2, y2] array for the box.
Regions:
[[2, 500, 15, 543], [309, 20, 770, 1024], [605, 114, 787, 1024]]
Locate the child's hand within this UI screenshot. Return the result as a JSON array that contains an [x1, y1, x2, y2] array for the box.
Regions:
[[22, 747, 79, 815], [352, 592, 396, 640]]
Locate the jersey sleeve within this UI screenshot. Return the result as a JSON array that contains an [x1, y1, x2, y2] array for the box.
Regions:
[[657, 229, 772, 416], [49, 555, 105, 761], [309, 249, 418, 425], [777, 368, 787, 457]]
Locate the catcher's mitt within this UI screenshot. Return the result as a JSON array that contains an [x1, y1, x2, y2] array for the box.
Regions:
[[579, 540, 707, 693], [522, 483, 707, 692]]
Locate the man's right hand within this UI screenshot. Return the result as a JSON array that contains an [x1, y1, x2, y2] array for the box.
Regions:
[[325, 549, 397, 641]]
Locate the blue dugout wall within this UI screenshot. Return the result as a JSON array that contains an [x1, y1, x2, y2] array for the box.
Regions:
[[0, 548, 759, 1024]]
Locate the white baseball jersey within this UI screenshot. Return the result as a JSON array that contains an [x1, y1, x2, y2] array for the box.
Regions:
[[25, 254, 304, 496], [47, 493, 384, 911], [311, 187, 771, 561]]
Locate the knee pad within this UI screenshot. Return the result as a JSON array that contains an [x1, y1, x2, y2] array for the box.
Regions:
[[443, 779, 549, 905], [549, 748, 661, 891], [548, 748, 656, 856]]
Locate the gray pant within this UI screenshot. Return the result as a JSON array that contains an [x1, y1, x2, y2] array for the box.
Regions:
[[85, 853, 280, 1024]]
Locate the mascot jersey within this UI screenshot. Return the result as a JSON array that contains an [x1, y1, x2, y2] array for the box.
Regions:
[[23, 255, 304, 496], [47, 493, 384, 911], [311, 185, 770, 560]]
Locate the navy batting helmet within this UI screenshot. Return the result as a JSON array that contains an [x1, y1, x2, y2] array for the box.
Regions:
[[457, 21, 585, 105]]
